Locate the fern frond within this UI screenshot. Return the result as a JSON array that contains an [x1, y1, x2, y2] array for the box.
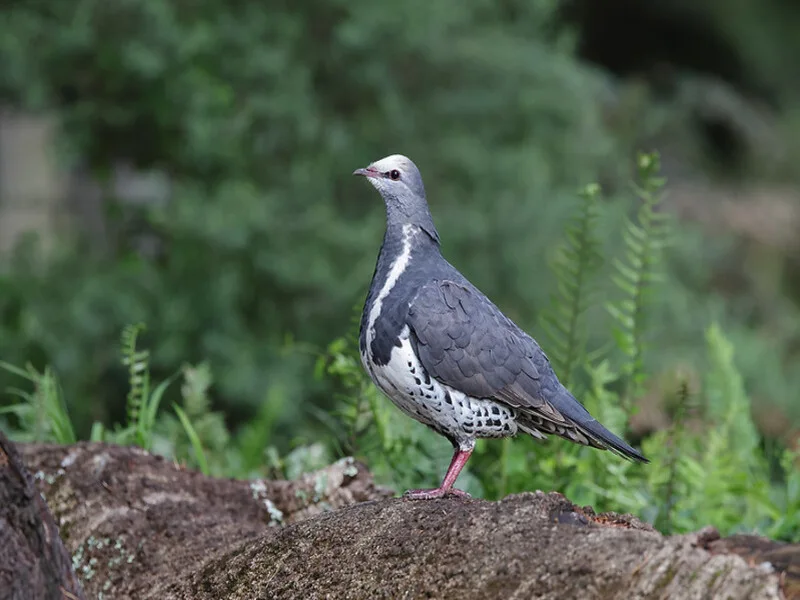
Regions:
[[704, 323, 760, 458], [539, 182, 604, 387], [606, 152, 670, 401], [654, 376, 692, 533], [120, 323, 150, 431]]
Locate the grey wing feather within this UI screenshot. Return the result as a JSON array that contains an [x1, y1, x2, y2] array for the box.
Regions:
[[408, 279, 552, 409], [407, 279, 647, 462]]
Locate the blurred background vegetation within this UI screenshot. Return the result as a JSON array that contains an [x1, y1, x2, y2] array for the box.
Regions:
[[1, 0, 799, 540]]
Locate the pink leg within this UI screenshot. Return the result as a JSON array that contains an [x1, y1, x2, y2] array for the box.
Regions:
[[403, 448, 473, 500]]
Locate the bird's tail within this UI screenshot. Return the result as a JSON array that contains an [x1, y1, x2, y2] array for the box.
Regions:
[[519, 386, 649, 463], [573, 414, 649, 463]]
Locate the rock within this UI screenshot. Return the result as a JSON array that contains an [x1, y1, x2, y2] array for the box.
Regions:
[[0, 433, 85, 600], [185, 494, 784, 600], [2, 436, 797, 600], [16, 440, 391, 599]]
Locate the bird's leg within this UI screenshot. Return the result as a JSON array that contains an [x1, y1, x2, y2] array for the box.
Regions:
[[403, 448, 473, 500]]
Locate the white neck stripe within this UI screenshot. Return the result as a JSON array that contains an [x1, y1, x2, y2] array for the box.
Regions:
[[366, 224, 414, 356]]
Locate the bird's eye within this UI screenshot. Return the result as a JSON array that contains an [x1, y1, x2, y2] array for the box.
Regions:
[[389, 169, 401, 180]]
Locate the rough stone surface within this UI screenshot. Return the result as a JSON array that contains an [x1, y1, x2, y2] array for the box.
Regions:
[[7, 440, 798, 600], [182, 494, 785, 600], [708, 533, 800, 600], [0, 432, 86, 600], [19, 441, 392, 599]]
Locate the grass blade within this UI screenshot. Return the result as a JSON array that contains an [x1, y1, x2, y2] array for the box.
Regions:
[[139, 371, 180, 451], [90, 421, 106, 442], [173, 403, 209, 476]]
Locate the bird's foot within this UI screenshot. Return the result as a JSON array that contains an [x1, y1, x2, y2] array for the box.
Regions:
[[402, 487, 471, 500]]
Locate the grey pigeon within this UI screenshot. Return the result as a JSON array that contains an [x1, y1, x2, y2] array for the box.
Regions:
[[354, 154, 647, 499]]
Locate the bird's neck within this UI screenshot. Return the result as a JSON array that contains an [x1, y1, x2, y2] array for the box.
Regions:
[[359, 222, 441, 359], [373, 223, 432, 281], [385, 202, 440, 246]]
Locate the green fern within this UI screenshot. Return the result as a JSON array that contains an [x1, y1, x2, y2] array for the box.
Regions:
[[767, 448, 800, 540], [118, 323, 178, 449], [653, 376, 693, 533], [704, 323, 760, 463], [539, 183, 604, 387], [606, 152, 670, 402], [669, 324, 771, 534], [120, 323, 150, 429]]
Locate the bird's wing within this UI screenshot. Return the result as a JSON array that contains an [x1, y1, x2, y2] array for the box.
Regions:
[[407, 280, 567, 417], [407, 279, 647, 461]]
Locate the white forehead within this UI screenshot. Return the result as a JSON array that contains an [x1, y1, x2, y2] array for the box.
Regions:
[[370, 154, 413, 172]]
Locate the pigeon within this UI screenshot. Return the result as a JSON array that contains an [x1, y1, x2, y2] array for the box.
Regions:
[[354, 154, 647, 499]]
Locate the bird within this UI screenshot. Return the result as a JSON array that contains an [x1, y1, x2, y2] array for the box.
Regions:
[[353, 154, 647, 500]]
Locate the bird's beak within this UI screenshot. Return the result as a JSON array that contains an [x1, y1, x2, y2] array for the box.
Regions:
[[353, 166, 380, 178]]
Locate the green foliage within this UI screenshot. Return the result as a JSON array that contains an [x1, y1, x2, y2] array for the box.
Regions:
[[121, 324, 147, 425], [115, 323, 179, 450], [0, 0, 622, 442], [606, 152, 670, 402], [629, 324, 794, 537], [703, 324, 761, 465], [0, 326, 272, 479], [539, 183, 603, 388], [0, 361, 76, 444], [4, 0, 796, 460], [651, 376, 693, 533], [153, 362, 230, 476], [172, 403, 210, 476], [767, 450, 800, 541]]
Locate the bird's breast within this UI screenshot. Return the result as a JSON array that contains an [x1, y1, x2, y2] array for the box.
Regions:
[[366, 328, 519, 450], [361, 224, 417, 367]]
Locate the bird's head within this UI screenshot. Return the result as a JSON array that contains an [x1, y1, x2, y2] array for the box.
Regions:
[[353, 154, 426, 201], [353, 154, 438, 242]]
